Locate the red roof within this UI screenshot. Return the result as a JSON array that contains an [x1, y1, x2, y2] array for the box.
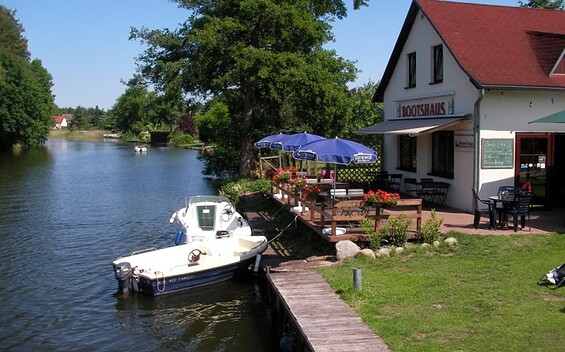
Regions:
[[374, 0, 565, 101]]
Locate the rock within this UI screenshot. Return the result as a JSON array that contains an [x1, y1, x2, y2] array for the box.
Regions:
[[375, 247, 391, 258], [421, 243, 432, 250], [433, 240, 441, 247], [335, 240, 361, 261], [357, 248, 376, 260], [444, 237, 458, 246], [395, 247, 404, 255]]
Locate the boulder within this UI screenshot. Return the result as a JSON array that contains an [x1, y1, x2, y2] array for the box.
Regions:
[[375, 247, 391, 258], [444, 237, 458, 247], [357, 248, 376, 260], [335, 240, 361, 261]]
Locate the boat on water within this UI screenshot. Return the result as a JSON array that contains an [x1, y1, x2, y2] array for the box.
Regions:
[[112, 195, 268, 296], [133, 145, 147, 153]]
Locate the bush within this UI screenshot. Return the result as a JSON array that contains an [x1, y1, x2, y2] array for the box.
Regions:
[[219, 178, 272, 204], [169, 132, 196, 147], [418, 209, 444, 244], [361, 218, 382, 250], [380, 212, 412, 247]]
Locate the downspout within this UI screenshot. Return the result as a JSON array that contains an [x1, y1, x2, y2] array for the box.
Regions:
[[473, 89, 485, 194]]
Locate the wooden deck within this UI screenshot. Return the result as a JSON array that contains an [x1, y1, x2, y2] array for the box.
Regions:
[[272, 183, 422, 242], [266, 270, 390, 352]]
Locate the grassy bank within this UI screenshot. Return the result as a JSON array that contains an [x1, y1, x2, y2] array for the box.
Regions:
[[319, 233, 565, 351], [49, 129, 111, 142]]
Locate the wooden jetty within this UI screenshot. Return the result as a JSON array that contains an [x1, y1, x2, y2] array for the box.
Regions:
[[267, 270, 390, 352]]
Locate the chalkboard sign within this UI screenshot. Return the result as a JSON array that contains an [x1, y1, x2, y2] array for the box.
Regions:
[[481, 139, 514, 169]]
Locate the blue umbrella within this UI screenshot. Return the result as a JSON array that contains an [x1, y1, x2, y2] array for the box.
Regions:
[[254, 132, 289, 149], [271, 132, 325, 152], [292, 137, 377, 165], [292, 137, 378, 204]]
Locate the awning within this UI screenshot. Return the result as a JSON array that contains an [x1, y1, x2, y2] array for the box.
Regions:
[[529, 110, 565, 124], [355, 116, 468, 136]]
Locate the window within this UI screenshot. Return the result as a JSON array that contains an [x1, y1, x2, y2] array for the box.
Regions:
[[432, 45, 443, 83], [407, 52, 416, 88], [399, 135, 417, 172], [431, 131, 453, 178]]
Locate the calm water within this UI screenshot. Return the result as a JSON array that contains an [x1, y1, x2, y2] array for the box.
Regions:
[[0, 140, 276, 351]]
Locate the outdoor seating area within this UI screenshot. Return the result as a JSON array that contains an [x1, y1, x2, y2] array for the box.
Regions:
[[271, 182, 422, 242], [404, 177, 450, 205], [474, 186, 535, 232]]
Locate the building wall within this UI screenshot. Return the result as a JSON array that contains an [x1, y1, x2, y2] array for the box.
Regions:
[[478, 90, 565, 199], [382, 9, 479, 210]]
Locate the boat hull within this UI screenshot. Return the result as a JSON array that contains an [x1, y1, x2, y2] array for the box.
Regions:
[[136, 256, 258, 296]]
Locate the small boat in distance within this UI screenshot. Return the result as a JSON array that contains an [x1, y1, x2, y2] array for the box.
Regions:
[[112, 195, 268, 296], [133, 145, 147, 153]]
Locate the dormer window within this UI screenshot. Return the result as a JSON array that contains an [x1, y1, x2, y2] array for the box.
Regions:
[[407, 52, 416, 88], [432, 45, 443, 83]]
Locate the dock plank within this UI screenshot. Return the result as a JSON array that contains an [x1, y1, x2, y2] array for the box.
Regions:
[[267, 271, 390, 352]]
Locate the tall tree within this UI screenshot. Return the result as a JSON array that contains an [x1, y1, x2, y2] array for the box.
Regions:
[[132, 0, 365, 177], [0, 6, 54, 150], [519, 0, 565, 9]]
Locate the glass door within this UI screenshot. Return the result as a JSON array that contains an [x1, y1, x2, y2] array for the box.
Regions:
[[515, 134, 552, 209]]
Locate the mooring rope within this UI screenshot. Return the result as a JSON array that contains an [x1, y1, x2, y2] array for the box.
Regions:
[[268, 214, 300, 244]]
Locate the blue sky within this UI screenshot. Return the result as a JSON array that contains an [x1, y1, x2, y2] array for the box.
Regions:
[[1, 0, 518, 110]]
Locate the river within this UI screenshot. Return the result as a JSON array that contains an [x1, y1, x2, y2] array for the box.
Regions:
[[0, 140, 277, 351]]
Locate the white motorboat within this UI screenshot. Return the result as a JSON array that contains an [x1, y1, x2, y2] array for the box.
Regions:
[[112, 195, 268, 296], [133, 145, 147, 153]]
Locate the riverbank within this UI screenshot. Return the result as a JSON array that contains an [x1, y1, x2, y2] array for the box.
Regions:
[[49, 129, 110, 142]]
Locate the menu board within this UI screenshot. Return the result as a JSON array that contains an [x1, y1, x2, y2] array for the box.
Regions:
[[481, 139, 513, 169]]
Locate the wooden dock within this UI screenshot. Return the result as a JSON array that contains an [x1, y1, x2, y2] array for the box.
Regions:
[[266, 270, 390, 352], [271, 183, 422, 242]]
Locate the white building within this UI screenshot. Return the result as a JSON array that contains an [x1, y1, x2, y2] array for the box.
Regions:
[[357, 0, 565, 211]]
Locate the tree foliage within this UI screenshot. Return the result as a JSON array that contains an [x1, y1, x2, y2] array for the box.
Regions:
[[0, 6, 54, 150], [132, 0, 370, 177], [519, 0, 565, 9], [108, 78, 182, 136]]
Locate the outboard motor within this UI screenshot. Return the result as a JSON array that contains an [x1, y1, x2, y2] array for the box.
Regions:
[[113, 262, 132, 294]]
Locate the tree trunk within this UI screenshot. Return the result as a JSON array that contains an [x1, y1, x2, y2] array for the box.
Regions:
[[239, 89, 256, 178]]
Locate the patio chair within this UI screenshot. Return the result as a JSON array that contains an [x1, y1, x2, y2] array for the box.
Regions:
[[404, 178, 419, 197], [472, 188, 495, 229], [505, 192, 534, 232], [419, 178, 435, 203], [388, 174, 402, 192]]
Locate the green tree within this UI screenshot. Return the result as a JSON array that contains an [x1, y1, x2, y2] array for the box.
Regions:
[[109, 78, 181, 136], [132, 0, 367, 177], [0, 6, 54, 150], [519, 0, 564, 9]]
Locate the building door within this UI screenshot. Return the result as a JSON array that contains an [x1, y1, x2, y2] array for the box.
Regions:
[[515, 133, 554, 209]]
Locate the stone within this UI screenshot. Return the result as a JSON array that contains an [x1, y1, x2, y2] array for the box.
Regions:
[[375, 247, 391, 258], [421, 243, 431, 250], [433, 240, 441, 247], [444, 237, 458, 246], [357, 248, 376, 260], [335, 240, 361, 261], [395, 247, 404, 255]]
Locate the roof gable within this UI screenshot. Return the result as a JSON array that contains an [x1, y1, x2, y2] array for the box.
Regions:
[[374, 0, 565, 102]]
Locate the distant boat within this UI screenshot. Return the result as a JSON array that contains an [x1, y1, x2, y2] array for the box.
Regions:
[[103, 133, 121, 139], [133, 145, 147, 153], [111, 195, 268, 296]]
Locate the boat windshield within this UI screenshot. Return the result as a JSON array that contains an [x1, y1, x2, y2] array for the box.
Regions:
[[187, 195, 230, 206]]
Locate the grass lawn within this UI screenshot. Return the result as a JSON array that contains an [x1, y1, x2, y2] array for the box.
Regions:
[[318, 233, 565, 352]]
